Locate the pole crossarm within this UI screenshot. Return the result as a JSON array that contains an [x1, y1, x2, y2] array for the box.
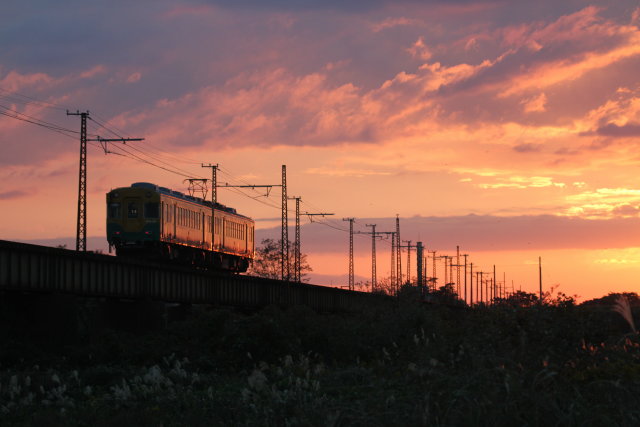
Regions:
[[305, 212, 334, 222], [217, 184, 280, 197], [88, 136, 144, 154]]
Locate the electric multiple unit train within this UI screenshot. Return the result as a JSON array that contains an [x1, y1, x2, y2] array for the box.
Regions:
[[106, 182, 254, 272]]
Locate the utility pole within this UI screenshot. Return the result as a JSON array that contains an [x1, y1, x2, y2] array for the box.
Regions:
[[402, 240, 414, 285], [343, 218, 355, 291], [281, 165, 289, 282], [390, 231, 396, 290], [503, 271, 506, 300], [201, 163, 218, 251], [469, 262, 474, 306], [376, 231, 397, 293], [463, 254, 469, 304], [416, 241, 424, 296], [493, 265, 497, 304], [478, 272, 486, 304], [440, 256, 448, 287], [289, 196, 302, 283], [395, 215, 401, 289], [69, 111, 145, 252], [423, 254, 428, 290], [201, 163, 218, 204], [68, 110, 89, 252], [405, 240, 411, 284], [429, 250, 437, 291], [366, 224, 377, 292], [456, 246, 461, 296], [539, 256, 543, 302]]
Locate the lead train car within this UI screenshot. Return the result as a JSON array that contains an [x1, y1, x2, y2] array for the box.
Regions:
[[106, 182, 254, 272]]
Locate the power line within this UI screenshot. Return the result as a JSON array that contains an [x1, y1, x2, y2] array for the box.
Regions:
[[0, 88, 72, 111]]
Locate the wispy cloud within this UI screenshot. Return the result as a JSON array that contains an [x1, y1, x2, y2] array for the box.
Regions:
[[0, 190, 28, 200]]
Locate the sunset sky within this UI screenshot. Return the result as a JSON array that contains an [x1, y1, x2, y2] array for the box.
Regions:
[[3, 1, 640, 301]]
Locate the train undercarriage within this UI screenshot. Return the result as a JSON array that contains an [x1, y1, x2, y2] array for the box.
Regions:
[[114, 241, 251, 273]]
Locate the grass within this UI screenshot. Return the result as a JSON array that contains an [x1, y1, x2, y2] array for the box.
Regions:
[[1, 295, 640, 425]]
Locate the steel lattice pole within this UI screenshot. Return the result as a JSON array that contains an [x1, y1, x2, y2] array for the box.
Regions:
[[281, 165, 289, 282], [295, 197, 300, 282]]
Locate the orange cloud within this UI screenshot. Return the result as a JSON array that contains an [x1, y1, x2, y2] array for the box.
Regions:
[[522, 93, 547, 113]]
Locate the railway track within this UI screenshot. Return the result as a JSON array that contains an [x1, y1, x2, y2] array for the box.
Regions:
[[0, 240, 386, 312]]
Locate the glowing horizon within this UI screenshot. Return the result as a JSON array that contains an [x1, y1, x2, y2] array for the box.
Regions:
[[3, 1, 640, 301]]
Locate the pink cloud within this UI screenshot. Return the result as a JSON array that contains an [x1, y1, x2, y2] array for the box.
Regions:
[[0, 70, 53, 92], [126, 72, 142, 83], [371, 17, 419, 33], [406, 37, 432, 60], [79, 65, 107, 79]]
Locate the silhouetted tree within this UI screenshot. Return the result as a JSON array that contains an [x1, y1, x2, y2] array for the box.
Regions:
[[427, 283, 465, 306], [495, 290, 539, 307], [248, 238, 313, 282], [581, 292, 640, 307]]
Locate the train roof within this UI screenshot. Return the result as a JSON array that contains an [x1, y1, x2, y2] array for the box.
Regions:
[[109, 182, 251, 219]]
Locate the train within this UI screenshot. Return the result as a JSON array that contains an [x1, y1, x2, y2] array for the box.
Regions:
[[106, 182, 254, 272]]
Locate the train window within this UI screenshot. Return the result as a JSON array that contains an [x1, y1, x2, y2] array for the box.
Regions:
[[144, 203, 159, 218], [128, 202, 139, 218], [108, 202, 121, 219]]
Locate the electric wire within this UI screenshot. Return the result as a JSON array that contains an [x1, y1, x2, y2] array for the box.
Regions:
[[0, 88, 73, 111], [0, 104, 97, 140], [0, 90, 356, 246]]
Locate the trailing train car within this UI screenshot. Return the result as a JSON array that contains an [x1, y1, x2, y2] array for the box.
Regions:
[[106, 182, 254, 272]]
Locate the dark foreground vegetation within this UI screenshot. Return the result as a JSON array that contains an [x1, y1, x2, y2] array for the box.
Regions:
[[1, 290, 640, 426]]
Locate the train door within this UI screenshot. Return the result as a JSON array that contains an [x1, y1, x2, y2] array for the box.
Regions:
[[202, 211, 206, 248], [160, 201, 165, 238], [173, 204, 177, 239], [221, 217, 226, 251], [244, 224, 248, 254], [249, 224, 254, 255]]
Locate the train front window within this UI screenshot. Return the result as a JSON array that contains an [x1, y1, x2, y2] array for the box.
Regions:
[[108, 202, 121, 219], [144, 202, 159, 218], [128, 202, 139, 218]]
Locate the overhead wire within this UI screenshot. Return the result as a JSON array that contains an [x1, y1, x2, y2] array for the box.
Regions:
[[0, 104, 94, 140], [0, 88, 73, 111], [2, 92, 421, 283], [1, 90, 346, 236]]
